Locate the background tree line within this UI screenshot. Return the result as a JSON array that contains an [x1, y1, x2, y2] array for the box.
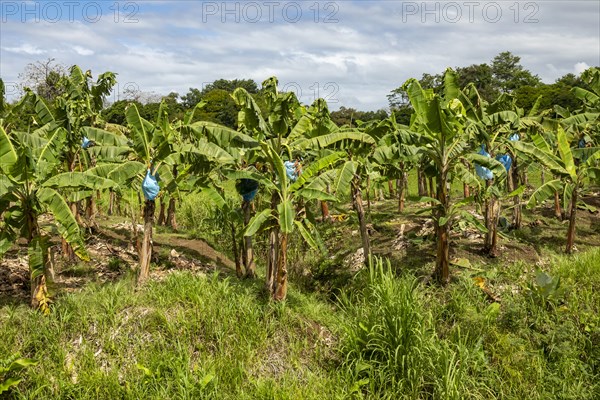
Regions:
[[6, 51, 595, 132], [388, 51, 593, 125]]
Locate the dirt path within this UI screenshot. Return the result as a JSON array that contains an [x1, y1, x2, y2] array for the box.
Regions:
[[154, 234, 236, 271], [0, 224, 237, 306], [100, 222, 236, 272]]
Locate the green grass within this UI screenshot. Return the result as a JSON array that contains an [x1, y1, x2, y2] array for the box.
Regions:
[[0, 273, 347, 399], [2, 248, 599, 399], [3, 168, 599, 399], [338, 252, 600, 399]]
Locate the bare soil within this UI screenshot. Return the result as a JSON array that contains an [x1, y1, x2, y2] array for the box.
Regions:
[[0, 217, 235, 306], [2, 194, 599, 306]]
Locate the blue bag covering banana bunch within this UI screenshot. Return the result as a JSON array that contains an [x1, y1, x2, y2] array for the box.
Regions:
[[475, 145, 494, 180], [236, 179, 259, 202], [81, 136, 94, 149], [142, 169, 160, 201], [284, 160, 301, 182]]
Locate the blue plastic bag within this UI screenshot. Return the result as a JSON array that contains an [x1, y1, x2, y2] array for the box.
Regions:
[[236, 179, 259, 202], [284, 160, 300, 182], [475, 145, 494, 180], [142, 169, 160, 201], [496, 154, 512, 171], [242, 189, 258, 202], [509, 133, 520, 142], [81, 136, 94, 149]]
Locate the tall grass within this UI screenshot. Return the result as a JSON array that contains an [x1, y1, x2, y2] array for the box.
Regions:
[[338, 255, 600, 399], [338, 258, 492, 399], [2, 250, 599, 399]]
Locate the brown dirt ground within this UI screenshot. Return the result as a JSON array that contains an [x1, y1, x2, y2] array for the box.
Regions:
[[0, 217, 235, 306], [2, 193, 599, 306]]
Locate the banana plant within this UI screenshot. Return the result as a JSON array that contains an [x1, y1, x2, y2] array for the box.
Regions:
[[87, 101, 233, 285], [363, 114, 418, 213], [153, 102, 215, 231], [513, 127, 600, 253], [243, 143, 341, 300], [509, 95, 551, 226], [22, 65, 116, 171], [232, 79, 347, 298], [19, 66, 117, 258], [286, 97, 381, 264], [0, 125, 114, 310], [287, 98, 340, 221], [184, 118, 260, 278], [290, 120, 378, 263], [460, 86, 518, 256], [231, 78, 302, 287], [558, 68, 600, 150], [403, 68, 505, 284], [572, 67, 600, 115]]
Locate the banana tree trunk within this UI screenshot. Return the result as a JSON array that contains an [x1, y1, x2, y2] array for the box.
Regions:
[[242, 200, 256, 278], [565, 187, 578, 254], [273, 232, 288, 301], [435, 223, 450, 285], [267, 226, 279, 294], [85, 197, 99, 230], [137, 191, 143, 214], [463, 183, 470, 198], [61, 202, 78, 261], [61, 237, 74, 260], [351, 177, 370, 262], [108, 190, 115, 216], [512, 192, 522, 228], [398, 173, 407, 213], [484, 179, 500, 257], [138, 199, 155, 285], [511, 157, 522, 228], [434, 169, 450, 285], [554, 189, 562, 220], [26, 213, 50, 309], [366, 176, 371, 214], [428, 177, 434, 198], [388, 180, 395, 198], [320, 200, 330, 222], [85, 196, 96, 220], [521, 168, 529, 187], [231, 221, 243, 278], [267, 194, 279, 293], [417, 167, 427, 196], [462, 160, 471, 199], [116, 192, 122, 216], [319, 183, 331, 222], [157, 198, 166, 226], [166, 197, 177, 230], [484, 182, 493, 252]]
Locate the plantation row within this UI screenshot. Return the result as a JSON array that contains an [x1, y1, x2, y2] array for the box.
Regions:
[[0, 66, 599, 311]]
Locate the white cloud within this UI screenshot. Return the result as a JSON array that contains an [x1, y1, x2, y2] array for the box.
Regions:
[[575, 62, 591, 75], [73, 46, 94, 56], [2, 43, 46, 55], [0, 0, 598, 110]]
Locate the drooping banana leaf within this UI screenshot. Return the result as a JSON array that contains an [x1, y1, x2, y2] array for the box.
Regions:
[[37, 187, 89, 261]]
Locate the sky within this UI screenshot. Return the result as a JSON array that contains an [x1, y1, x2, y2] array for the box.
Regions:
[[1, 0, 599, 110]]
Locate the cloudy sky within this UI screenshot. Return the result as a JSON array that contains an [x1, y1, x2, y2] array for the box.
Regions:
[[1, 0, 599, 110]]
